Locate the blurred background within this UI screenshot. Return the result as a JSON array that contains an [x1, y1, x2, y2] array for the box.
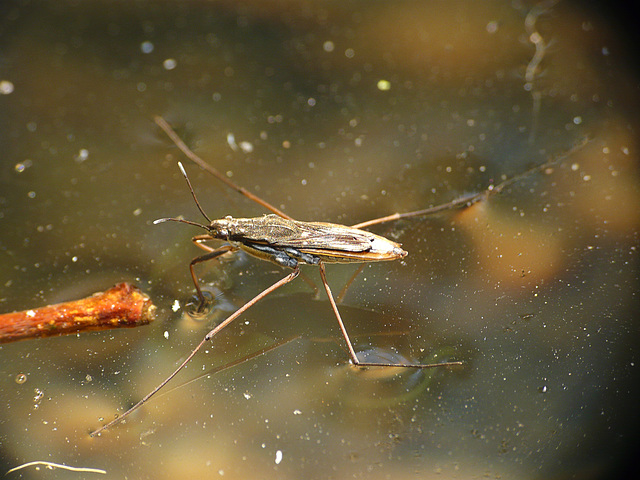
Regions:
[[0, 1, 638, 478]]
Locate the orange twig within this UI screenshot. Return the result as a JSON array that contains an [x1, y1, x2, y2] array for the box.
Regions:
[[0, 283, 156, 344]]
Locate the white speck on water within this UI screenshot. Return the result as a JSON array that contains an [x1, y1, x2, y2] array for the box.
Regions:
[[377, 79, 391, 91], [239, 141, 253, 153], [75, 149, 89, 163], [140, 41, 154, 53], [15, 160, 32, 172], [227, 133, 238, 151], [275, 450, 283, 465], [0, 80, 14, 94]]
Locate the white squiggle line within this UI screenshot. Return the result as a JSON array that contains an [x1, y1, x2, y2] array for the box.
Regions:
[[6, 461, 107, 475]]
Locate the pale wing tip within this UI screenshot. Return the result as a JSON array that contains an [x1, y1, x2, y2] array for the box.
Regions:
[[369, 237, 408, 260]]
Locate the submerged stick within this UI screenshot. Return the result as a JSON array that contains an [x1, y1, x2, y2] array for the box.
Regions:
[[0, 283, 155, 343]]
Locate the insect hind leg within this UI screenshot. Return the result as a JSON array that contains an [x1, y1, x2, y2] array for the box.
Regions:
[[317, 261, 462, 370]]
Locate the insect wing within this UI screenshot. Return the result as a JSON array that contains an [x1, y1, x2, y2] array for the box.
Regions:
[[234, 216, 373, 252], [284, 221, 380, 253], [288, 221, 407, 262], [230, 216, 406, 261]]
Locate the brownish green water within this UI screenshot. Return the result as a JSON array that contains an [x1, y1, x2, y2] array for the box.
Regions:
[[1, 1, 638, 478]]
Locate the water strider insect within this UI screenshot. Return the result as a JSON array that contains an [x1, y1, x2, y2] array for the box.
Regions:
[[90, 117, 589, 436]]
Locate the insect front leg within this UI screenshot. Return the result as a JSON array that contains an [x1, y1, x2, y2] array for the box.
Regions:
[[192, 234, 219, 253], [189, 244, 237, 312], [317, 262, 462, 369]]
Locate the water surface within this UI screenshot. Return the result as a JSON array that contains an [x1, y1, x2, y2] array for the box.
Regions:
[[1, 1, 638, 479]]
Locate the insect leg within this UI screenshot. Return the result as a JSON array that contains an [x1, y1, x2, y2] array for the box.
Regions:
[[317, 261, 462, 369], [192, 234, 218, 253], [189, 244, 237, 311], [351, 137, 591, 229], [154, 116, 293, 220], [350, 192, 484, 229], [203, 266, 299, 341], [90, 266, 300, 436]]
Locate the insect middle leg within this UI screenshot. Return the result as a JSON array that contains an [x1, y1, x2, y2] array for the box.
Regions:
[[90, 266, 301, 436], [318, 261, 462, 369]]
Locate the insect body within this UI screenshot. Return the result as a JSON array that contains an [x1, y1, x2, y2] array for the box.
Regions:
[[151, 160, 416, 328], [90, 116, 588, 436], [201, 214, 407, 267]]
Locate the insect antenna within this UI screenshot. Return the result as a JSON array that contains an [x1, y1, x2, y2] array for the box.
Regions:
[[153, 217, 209, 229], [177, 161, 212, 223]]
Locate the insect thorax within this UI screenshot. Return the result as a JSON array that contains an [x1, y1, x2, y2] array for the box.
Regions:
[[205, 216, 320, 269]]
